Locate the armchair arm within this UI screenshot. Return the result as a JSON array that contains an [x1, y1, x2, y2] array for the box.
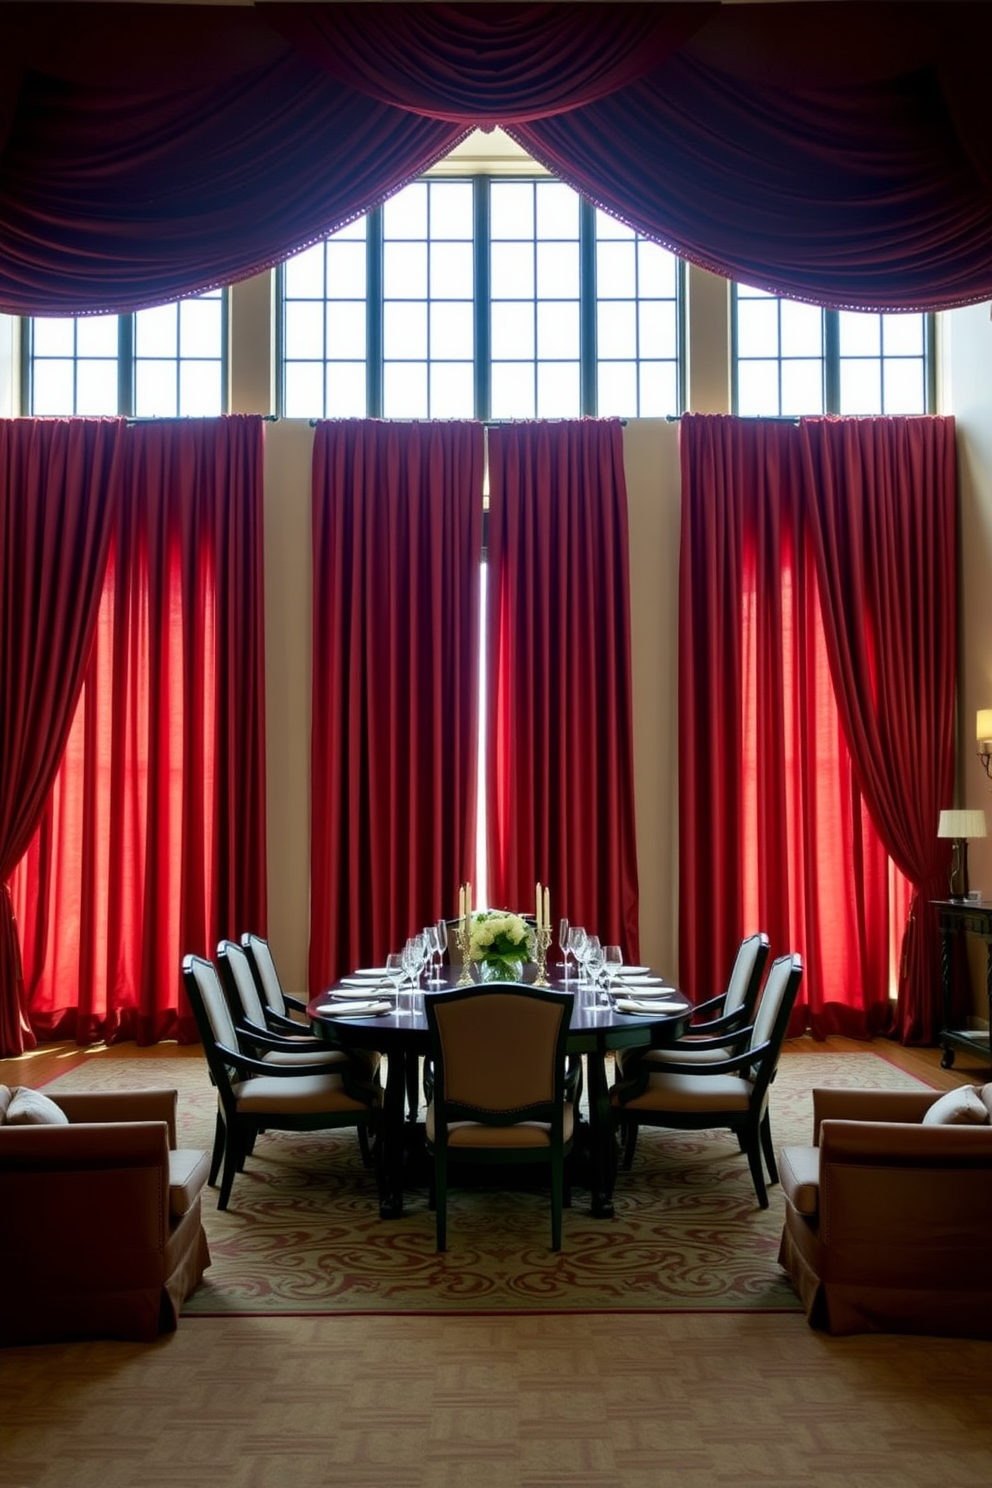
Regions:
[[687, 992, 728, 1020], [0, 1119, 171, 1173], [217, 1040, 345, 1080], [648, 1035, 766, 1079], [682, 1006, 750, 1038], [48, 1089, 178, 1146], [819, 1117, 992, 1167], [811, 1087, 939, 1141], [282, 993, 309, 1016]]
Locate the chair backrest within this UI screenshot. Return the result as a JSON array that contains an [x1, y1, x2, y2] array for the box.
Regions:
[[426, 984, 573, 1129], [241, 933, 287, 1017], [724, 932, 771, 1020], [746, 952, 804, 1096], [181, 954, 243, 1109], [217, 939, 268, 1029]]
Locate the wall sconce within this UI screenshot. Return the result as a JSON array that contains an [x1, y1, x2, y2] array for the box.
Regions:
[[977, 710, 992, 780], [937, 809, 987, 900]]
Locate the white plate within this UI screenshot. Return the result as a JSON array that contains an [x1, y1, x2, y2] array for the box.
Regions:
[[340, 975, 392, 988], [333, 983, 393, 997], [619, 965, 650, 975], [615, 999, 686, 1016], [615, 975, 665, 987], [315, 999, 391, 1018], [350, 967, 390, 978]]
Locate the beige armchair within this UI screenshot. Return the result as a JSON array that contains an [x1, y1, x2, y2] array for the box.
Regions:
[[778, 1086, 992, 1338], [0, 1087, 210, 1345]]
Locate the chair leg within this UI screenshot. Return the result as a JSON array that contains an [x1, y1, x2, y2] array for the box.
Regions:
[[759, 1111, 778, 1185], [208, 1110, 225, 1185], [218, 1129, 247, 1210], [358, 1124, 372, 1168], [744, 1130, 769, 1208]]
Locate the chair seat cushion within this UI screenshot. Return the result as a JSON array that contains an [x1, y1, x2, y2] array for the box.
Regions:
[[613, 1070, 753, 1112], [233, 1072, 375, 1114], [426, 1103, 574, 1149], [779, 1144, 820, 1216], [168, 1147, 211, 1219], [261, 1047, 352, 1069]]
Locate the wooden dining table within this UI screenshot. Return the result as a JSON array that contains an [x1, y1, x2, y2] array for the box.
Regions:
[[307, 964, 690, 1220], [308, 968, 691, 1221]]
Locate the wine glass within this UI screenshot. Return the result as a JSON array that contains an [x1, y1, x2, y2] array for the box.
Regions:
[[385, 951, 405, 1010], [567, 926, 587, 983], [435, 918, 448, 980], [400, 937, 421, 1014], [584, 935, 605, 1002], [558, 917, 570, 975], [602, 944, 624, 1003], [424, 924, 442, 984]]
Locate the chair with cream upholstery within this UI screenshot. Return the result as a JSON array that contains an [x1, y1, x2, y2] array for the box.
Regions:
[[425, 983, 575, 1251], [611, 953, 803, 1208], [182, 954, 381, 1209], [240, 931, 312, 1033]]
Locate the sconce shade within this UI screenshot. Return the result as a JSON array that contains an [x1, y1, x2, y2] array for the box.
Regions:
[[937, 809, 987, 840], [978, 710, 992, 746]]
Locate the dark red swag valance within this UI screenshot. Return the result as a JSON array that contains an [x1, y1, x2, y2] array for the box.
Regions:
[[0, 3, 990, 316]]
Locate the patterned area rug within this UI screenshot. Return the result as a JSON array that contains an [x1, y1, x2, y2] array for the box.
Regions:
[[44, 1050, 931, 1317]]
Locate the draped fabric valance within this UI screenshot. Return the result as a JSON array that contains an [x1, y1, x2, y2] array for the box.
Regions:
[[0, 2, 990, 316]]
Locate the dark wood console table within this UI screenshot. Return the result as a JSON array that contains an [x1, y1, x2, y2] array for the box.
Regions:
[[933, 899, 992, 1070]]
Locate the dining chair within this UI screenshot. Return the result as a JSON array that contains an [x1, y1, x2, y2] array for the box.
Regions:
[[425, 983, 575, 1251], [240, 932, 312, 1032], [610, 952, 803, 1208], [614, 931, 770, 1081], [182, 954, 381, 1209]]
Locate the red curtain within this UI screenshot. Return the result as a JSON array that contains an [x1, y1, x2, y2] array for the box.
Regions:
[[0, 4, 991, 314], [309, 420, 484, 991], [801, 417, 957, 1043], [486, 421, 639, 959], [679, 414, 952, 1042], [9, 416, 267, 1047], [0, 417, 123, 1057]]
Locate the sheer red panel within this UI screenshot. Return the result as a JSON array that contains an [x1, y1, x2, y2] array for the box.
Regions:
[[309, 421, 483, 991], [0, 417, 123, 1057], [0, 4, 990, 313], [679, 414, 950, 1042], [9, 416, 267, 1048], [486, 421, 639, 959]]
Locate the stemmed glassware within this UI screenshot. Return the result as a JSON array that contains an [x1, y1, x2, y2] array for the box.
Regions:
[[385, 951, 406, 1011], [584, 935, 605, 1002], [558, 917, 570, 975], [434, 919, 448, 981], [567, 926, 587, 984], [401, 936, 423, 1014], [424, 923, 443, 984], [601, 944, 624, 1003]]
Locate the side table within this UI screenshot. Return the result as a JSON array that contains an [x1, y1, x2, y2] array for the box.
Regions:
[[933, 898, 992, 1070]]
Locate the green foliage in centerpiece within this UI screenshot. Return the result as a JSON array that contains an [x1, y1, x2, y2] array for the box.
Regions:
[[468, 909, 534, 977]]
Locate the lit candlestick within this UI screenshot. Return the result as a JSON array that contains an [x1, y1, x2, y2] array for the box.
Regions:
[[536, 881, 543, 929], [543, 886, 550, 930]]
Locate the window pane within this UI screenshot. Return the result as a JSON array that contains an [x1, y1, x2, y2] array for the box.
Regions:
[[327, 301, 366, 359], [384, 301, 428, 360], [598, 301, 636, 360], [430, 242, 474, 300], [430, 181, 474, 237], [737, 360, 781, 416], [384, 181, 427, 238], [491, 243, 534, 299], [491, 361, 535, 418], [491, 183, 534, 238], [383, 361, 428, 418], [284, 243, 326, 299], [597, 240, 637, 299], [429, 362, 474, 418], [737, 299, 779, 359], [179, 360, 222, 417], [883, 312, 924, 357], [637, 241, 678, 298], [839, 311, 880, 357], [76, 360, 119, 415], [779, 300, 822, 359], [76, 315, 119, 358], [32, 361, 75, 414], [491, 301, 535, 361], [594, 208, 630, 241], [537, 301, 579, 360], [598, 361, 637, 417], [639, 360, 678, 418], [179, 298, 222, 358], [638, 300, 676, 357], [284, 360, 324, 417], [135, 304, 177, 358], [839, 359, 882, 413], [384, 242, 427, 298], [883, 358, 925, 414], [32, 318, 75, 356], [326, 240, 366, 298], [326, 362, 366, 417], [537, 361, 579, 417], [780, 359, 824, 416], [285, 302, 324, 360], [134, 360, 177, 417], [430, 301, 474, 360], [535, 181, 579, 238], [536, 242, 579, 299]]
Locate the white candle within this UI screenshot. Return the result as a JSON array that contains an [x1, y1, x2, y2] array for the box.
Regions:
[[543, 886, 550, 931], [466, 882, 472, 916], [536, 882, 543, 929], [459, 885, 465, 921]]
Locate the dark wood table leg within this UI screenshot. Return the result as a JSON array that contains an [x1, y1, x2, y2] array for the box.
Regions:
[[585, 1048, 618, 1218], [377, 1051, 408, 1219]]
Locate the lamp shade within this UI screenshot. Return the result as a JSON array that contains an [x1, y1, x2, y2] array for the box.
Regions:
[[978, 710, 992, 746], [937, 809, 988, 839]]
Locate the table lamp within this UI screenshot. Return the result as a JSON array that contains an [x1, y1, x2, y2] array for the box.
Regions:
[[937, 809, 987, 901]]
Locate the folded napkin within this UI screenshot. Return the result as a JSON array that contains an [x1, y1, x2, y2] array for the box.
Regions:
[[315, 999, 391, 1018], [615, 998, 686, 1015]]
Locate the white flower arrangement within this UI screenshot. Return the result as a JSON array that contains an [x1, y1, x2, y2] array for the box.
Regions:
[[468, 909, 534, 965]]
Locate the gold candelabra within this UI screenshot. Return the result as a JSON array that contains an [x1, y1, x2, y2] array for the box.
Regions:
[[532, 924, 552, 987], [455, 919, 474, 985]]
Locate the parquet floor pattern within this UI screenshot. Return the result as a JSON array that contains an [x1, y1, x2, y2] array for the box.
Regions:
[[2, 1037, 991, 1487]]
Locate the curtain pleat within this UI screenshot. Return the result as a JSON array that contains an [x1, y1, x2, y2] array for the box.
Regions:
[[309, 420, 483, 992], [9, 416, 267, 1048], [486, 420, 639, 959]]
